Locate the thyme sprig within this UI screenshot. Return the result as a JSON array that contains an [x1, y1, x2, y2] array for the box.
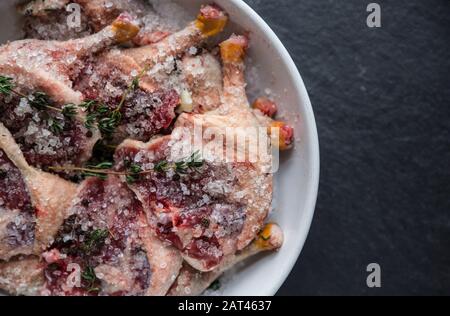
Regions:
[[49, 151, 205, 181], [114, 64, 151, 114], [1, 61, 155, 138], [81, 100, 122, 137], [0, 76, 77, 119], [81, 64, 152, 137], [82, 229, 109, 254], [0, 76, 77, 134]]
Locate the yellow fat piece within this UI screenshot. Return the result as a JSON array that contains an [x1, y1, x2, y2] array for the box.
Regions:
[[112, 20, 140, 43], [256, 223, 275, 249], [196, 14, 228, 37], [220, 40, 246, 63]]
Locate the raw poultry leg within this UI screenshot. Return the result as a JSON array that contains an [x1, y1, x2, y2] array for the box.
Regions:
[[41, 175, 181, 296], [20, 0, 183, 46], [73, 5, 228, 144], [113, 34, 274, 272], [0, 14, 139, 171], [167, 223, 283, 296], [123, 4, 228, 68], [0, 124, 77, 260]]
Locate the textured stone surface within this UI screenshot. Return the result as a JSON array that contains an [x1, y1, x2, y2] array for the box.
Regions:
[[244, 0, 450, 295]]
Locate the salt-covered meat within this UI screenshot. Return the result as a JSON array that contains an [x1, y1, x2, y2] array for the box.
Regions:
[[43, 175, 181, 296], [73, 5, 228, 144], [180, 52, 223, 113], [42, 176, 148, 296], [115, 137, 247, 271], [20, 0, 186, 46], [0, 3, 290, 297], [0, 93, 93, 172], [114, 34, 274, 272], [0, 256, 44, 296], [122, 4, 227, 86], [0, 149, 36, 259], [168, 223, 283, 296], [0, 14, 140, 170], [0, 123, 77, 259], [73, 50, 179, 144]]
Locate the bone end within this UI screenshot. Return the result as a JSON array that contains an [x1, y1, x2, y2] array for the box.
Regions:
[[195, 4, 229, 37], [220, 34, 250, 63], [269, 121, 295, 151], [111, 13, 141, 43], [255, 223, 284, 250]]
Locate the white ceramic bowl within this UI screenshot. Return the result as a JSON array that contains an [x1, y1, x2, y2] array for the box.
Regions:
[[0, 0, 320, 296]]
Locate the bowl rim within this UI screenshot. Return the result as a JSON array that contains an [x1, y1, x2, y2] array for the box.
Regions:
[[228, 0, 320, 295]]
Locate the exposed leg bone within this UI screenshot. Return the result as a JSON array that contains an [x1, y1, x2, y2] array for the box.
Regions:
[[0, 13, 139, 103], [123, 4, 228, 67], [20, 0, 175, 45]]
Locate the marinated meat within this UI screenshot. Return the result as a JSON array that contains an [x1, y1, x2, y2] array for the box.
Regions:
[[0, 13, 139, 171], [20, 0, 184, 46], [42, 176, 181, 296], [72, 4, 228, 144], [168, 223, 283, 296], [0, 123, 77, 259], [114, 35, 274, 272]]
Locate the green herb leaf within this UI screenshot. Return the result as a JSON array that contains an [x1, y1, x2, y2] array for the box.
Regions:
[[49, 119, 64, 134], [154, 160, 169, 173], [29, 91, 51, 111], [131, 77, 140, 91], [82, 229, 109, 254], [0, 76, 14, 96], [61, 104, 77, 118], [82, 266, 101, 293], [201, 218, 210, 228], [208, 280, 221, 291], [126, 162, 143, 184], [79, 100, 98, 112], [89, 162, 113, 170]]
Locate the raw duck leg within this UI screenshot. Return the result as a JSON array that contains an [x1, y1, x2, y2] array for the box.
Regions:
[[73, 5, 228, 144], [41, 175, 182, 296], [20, 0, 177, 45], [122, 4, 228, 67], [0, 14, 139, 171], [113, 34, 274, 272], [0, 123, 77, 260], [167, 223, 283, 296]]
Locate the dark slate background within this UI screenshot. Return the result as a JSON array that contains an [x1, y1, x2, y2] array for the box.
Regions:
[[242, 0, 450, 295]]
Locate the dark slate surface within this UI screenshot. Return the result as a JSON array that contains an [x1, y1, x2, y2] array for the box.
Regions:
[[243, 0, 450, 295]]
